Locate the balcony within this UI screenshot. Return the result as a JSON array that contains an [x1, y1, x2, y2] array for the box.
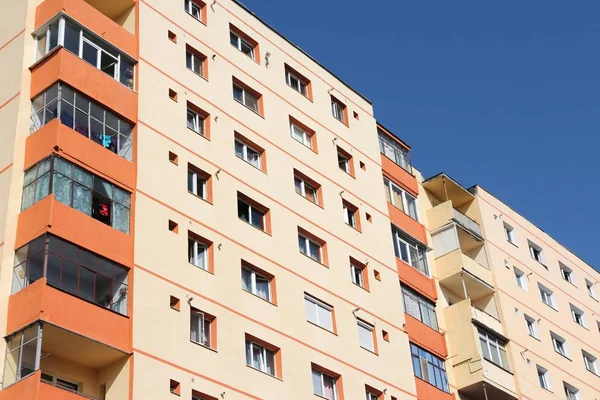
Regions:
[[444, 299, 517, 400], [1, 323, 130, 399], [427, 201, 483, 242], [378, 133, 412, 174], [435, 249, 493, 301]]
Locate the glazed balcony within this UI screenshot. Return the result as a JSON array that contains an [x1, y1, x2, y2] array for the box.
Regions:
[[378, 127, 419, 194], [1, 323, 130, 399], [444, 299, 517, 400]]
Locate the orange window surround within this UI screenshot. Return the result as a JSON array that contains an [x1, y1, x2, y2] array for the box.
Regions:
[[232, 77, 264, 116], [230, 23, 260, 64], [241, 260, 277, 305], [234, 131, 267, 172], [284, 63, 313, 100], [349, 256, 369, 291], [187, 163, 213, 204], [191, 306, 217, 350], [188, 230, 214, 273], [337, 146, 355, 177], [186, 44, 209, 79], [245, 333, 283, 379], [298, 226, 328, 266], [342, 199, 362, 232], [311, 363, 345, 400], [237, 192, 272, 235], [293, 168, 323, 207], [289, 115, 318, 152], [331, 94, 348, 126], [186, 101, 211, 139]]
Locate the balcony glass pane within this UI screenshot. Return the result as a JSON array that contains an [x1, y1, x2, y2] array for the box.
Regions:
[[64, 21, 80, 54]]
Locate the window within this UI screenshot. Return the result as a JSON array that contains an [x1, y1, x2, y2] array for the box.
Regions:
[[550, 332, 569, 358], [357, 320, 375, 352], [311, 366, 338, 400], [343, 200, 359, 230], [569, 304, 586, 328], [187, 164, 209, 200], [538, 283, 556, 309], [410, 343, 449, 392], [245, 337, 276, 376], [41, 373, 79, 392], [290, 117, 315, 150], [305, 294, 334, 332], [528, 241, 545, 265], [586, 279, 597, 300], [563, 382, 579, 400], [12, 234, 129, 315], [504, 223, 516, 244], [537, 365, 551, 390], [514, 267, 528, 291], [21, 155, 131, 233], [186, 45, 206, 77], [192, 390, 217, 400], [365, 391, 379, 400], [402, 285, 438, 330], [331, 95, 347, 125], [559, 263, 575, 285], [478, 328, 509, 369], [237, 194, 267, 232], [298, 228, 324, 264], [583, 350, 599, 375], [229, 25, 257, 61], [337, 148, 351, 175], [34, 16, 135, 88], [383, 177, 418, 220], [187, 104, 207, 136], [284, 64, 311, 98], [190, 309, 213, 348], [294, 170, 320, 205], [378, 129, 412, 172], [234, 133, 264, 170], [30, 83, 134, 160], [233, 80, 260, 114], [184, 0, 205, 22], [350, 258, 367, 290], [3, 324, 42, 387], [524, 314, 539, 339], [188, 235, 208, 271], [392, 226, 429, 275], [241, 262, 273, 303]]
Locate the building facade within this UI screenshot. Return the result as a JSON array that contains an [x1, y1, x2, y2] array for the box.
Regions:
[[0, 1, 597, 400]]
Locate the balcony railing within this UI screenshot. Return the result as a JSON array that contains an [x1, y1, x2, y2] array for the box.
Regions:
[[41, 378, 99, 400], [452, 208, 482, 237], [378, 136, 412, 173]]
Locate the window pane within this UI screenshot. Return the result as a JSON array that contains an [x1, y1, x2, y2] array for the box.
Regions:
[[250, 207, 264, 230], [255, 276, 270, 300], [241, 268, 252, 292], [312, 370, 322, 396], [53, 172, 72, 205], [317, 305, 332, 331], [305, 298, 317, 324]]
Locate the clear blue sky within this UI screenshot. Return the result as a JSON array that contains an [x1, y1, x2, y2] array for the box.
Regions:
[[239, 0, 600, 270]]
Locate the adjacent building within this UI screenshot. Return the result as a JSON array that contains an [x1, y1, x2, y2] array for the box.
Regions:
[[0, 0, 597, 399]]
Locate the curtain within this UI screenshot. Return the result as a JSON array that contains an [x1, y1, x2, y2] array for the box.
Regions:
[[323, 376, 335, 400], [255, 276, 269, 300], [190, 313, 201, 343]]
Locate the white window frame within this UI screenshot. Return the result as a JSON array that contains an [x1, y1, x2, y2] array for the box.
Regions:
[[184, 0, 203, 21], [524, 314, 539, 339], [478, 329, 509, 369], [294, 176, 318, 204], [187, 108, 204, 136], [384, 177, 419, 221], [528, 241, 545, 264], [350, 263, 364, 288], [504, 222, 516, 244], [559, 263, 575, 285], [394, 230, 429, 276], [190, 310, 211, 347], [331, 99, 345, 123], [235, 139, 261, 169], [290, 122, 312, 148], [304, 294, 333, 331], [238, 198, 265, 230], [550, 332, 569, 358], [514, 267, 528, 291], [188, 168, 207, 199], [569, 304, 587, 328], [233, 83, 259, 113], [286, 70, 308, 96], [312, 369, 338, 400], [537, 365, 551, 390], [188, 237, 208, 270], [242, 267, 271, 302], [583, 351, 599, 375], [343, 202, 357, 228], [366, 391, 379, 400], [563, 382, 580, 400], [586, 279, 597, 300], [337, 152, 350, 173], [298, 234, 322, 263], [357, 320, 375, 352], [538, 283, 556, 309], [245, 340, 275, 376], [230, 31, 255, 60], [186, 49, 204, 76]]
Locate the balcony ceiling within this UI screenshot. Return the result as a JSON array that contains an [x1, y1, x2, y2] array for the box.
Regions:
[[440, 269, 494, 301], [423, 173, 475, 208], [42, 323, 128, 369], [459, 380, 518, 400], [85, 0, 135, 21]]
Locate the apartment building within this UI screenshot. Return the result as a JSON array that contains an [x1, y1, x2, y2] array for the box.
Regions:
[[0, 0, 597, 400]]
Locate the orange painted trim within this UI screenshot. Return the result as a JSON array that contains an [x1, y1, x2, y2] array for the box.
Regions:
[[397, 259, 437, 301], [0, 92, 20, 112], [245, 333, 283, 379], [30, 49, 138, 122], [187, 162, 213, 204], [135, 263, 418, 398], [242, 259, 278, 305], [229, 23, 260, 65], [232, 76, 264, 116], [331, 94, 349, 127], [343, 199, 362, 232], [238, 191, 272, 235], [35, 0, 138, 57], [284, 63, 313, 101], [136, 186, 406, 333], [185, 43, 209, 80], [0, 29, 25, 53], [138, 2, 382, 168], [311, 363, 346, 400], [234, 131, 267, 172], [135, 349, 262, 400], [387, 203, 427, 245], [188, 230, 215, 274], [293, 168, 323, 207], [0, 163, 13, 177], [6, 279, 131, 352], [404, 314, 447, 358], [414, 377, 454, 400], [289, 115, 318, 153], [214, 1, 374, 119], [137, 60, 388, 219], [298, 226, 329, 266], [349, 256, 370, 292], [381, 156, 418, 195], [186, 100, 211, 140]]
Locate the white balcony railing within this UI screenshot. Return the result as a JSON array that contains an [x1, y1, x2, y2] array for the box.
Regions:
[[452, 208, 482, 237]]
